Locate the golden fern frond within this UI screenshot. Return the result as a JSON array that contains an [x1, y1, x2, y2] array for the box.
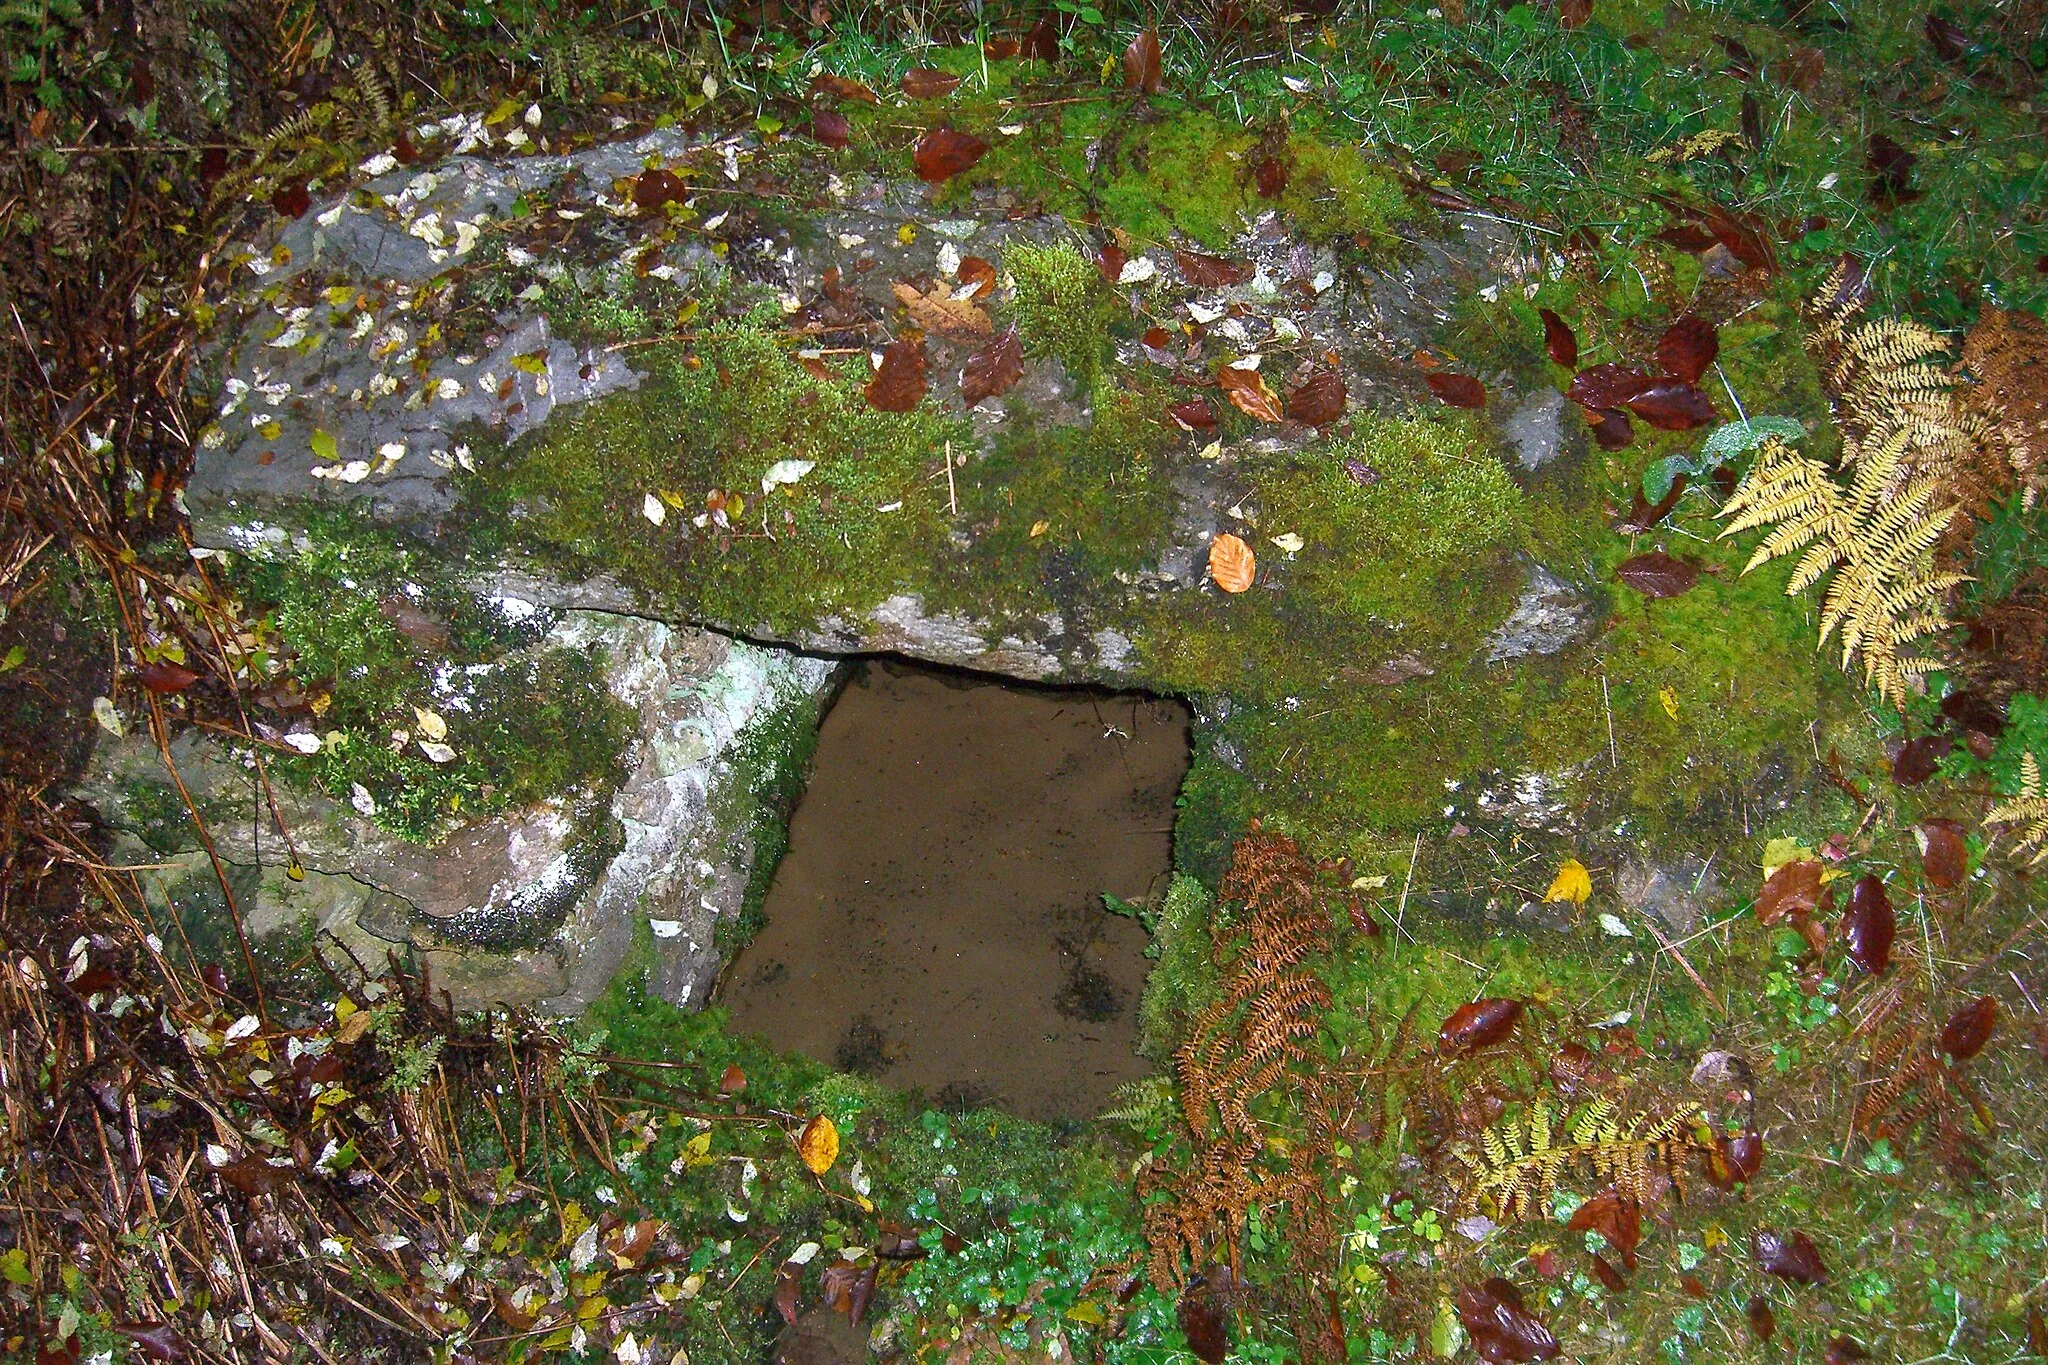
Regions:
[[1986, 752, 2048, 865], [1452, 1097, 1707, 1221]]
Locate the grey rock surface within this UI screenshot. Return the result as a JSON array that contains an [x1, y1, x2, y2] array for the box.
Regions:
[[1486, 562, 1597, 663]]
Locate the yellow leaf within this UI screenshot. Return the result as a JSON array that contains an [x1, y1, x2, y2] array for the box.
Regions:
[[1029, 519, 1050, 538], [797, 1115, 839, 1175], [682, 1131, 714, 1168], [1659, 686, 1679, 721], [896, 223, 917, 245], [1064, 1301, 1106, 1325], [1544, 858, 1592, 906], [1759, 837, 1814, 882]]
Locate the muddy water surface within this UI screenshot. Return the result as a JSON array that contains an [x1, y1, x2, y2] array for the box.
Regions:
[[721, 661, 1189, 1122]]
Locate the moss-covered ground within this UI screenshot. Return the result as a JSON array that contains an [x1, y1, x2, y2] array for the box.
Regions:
[[27, 1, 2048, 1363]]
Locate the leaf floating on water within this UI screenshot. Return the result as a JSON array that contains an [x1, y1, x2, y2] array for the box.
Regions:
[[1840, 875, 1894, 975], [1538, 308, 1578, 368], [911, 127, 988, 183], [1752, 1229, 1829, 1285], [1124, 28, 1164, 94], [1655, 315, 1720, 384], [1438, 998, 1523, 1053], [1425, 372, 1487, 408], [1939, 995, 1998, 1061], [864, 337, 928, 412], [1456, 1277, 1559, 1362], [900, 67, 961, 99], [960, 327, 1024, 405], [1209, 533, 1256, 593], [1544, 859, 1592, 905], [1614, 550, 1700, 598], [798, 1114, 840, 1173]]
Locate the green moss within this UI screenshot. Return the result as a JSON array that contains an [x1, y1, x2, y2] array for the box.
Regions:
[[1281, 136, 1411, 248], [1003, 239, 1116, 384], [463, 321, 968, 631], [1134, 873, 1219, 1062], [707, 666, 831, 954], [225, 508, 634, 845]]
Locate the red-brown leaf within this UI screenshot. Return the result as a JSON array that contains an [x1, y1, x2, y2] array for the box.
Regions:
[[1456, 1278, 1560, 1363], [1625, 379, 1718, 431], [1124, 28, 1164, 94], [113, 1324, 189, 1363], [136, 660, 202, 693], [1439, 998, 1523, 1053], [1548, 1042, 1599, 1093], [1567, 363, 1653, 411], [1567, 1188, 1642, 1263], [1706, 1128, 1765, 1188], [218, 1156, 290, 1196], [1825, 1336, 1871, 1364], [901, 67, 961, 99], [1285, 368, 1347, 426], [1176, 250, 1253, 287], [1752, 1229, 1829, 1285], [957, 255, 997, 295], [633, 168, 689, 211], [1892, 733, 1955, 785], [911, 127, 988, 183], [1755, 859, 1824, 926], [1916, 818, 1969, 888], [1141, 326, 1177, 365], [960, 327, 1024, 405], [1096, 241, 1128, 283], [1255, 156, 1288, 198], [1426, 372, 1487, 408], [1655, 315, 1720, 384], [1217, 363, 1283, 422], [1925, 13, 1970, 61], [811, 108, 850, 148], [272, 181, 311, 219], [1020, 18, 1059, 60], [810, 72, 879, 104], [719, 1063, 747, 1094], [1614, 550, 1700, 599], [1616, 474, 1686, 533], [1840, 875, 1894, 975], [865, 338, 928, 412], [822, 1260, 878, 1325], [1747, 1295, 1777, 1343], [774, 1261, 802, 1325], [1558, 0, 1593, 28], [1179, 1290, 1228, 1364], [1589, 407, 1635, 450], [1589, 1254, 1627, 1291], [1538, 308, 1578, 368], [1169, 397, 1219, 431], [1940, 995, 1998, 1061], [983, 35, 1021, 60]]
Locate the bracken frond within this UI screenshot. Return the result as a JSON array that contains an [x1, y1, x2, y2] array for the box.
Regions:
[[1451, 1096, 1708, 1222], [1986, 752, 2048, 865]]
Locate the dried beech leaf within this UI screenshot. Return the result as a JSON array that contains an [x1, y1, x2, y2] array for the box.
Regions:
[[1840, 876, 1894, 975], [892, 279, 991, 339], [810, 72, 879, 104], [774, 1261, 802, 1325], [911, 127, 988, 183], [1752, 1229, 1829, 1285], [1169, 397, 1219, 431], [1539, 307, 1578, 368], [1567, 1188, 1642, 1263], [1218, 363, 1283, 422], [901, 67, 961, 99], [1096, 241, 1128, 283], [1567, 363, 1653, 411], [632, 169, 688, 212], [1939, 995, 1998, 1061], [1614, 550, 1700, 599], [1124, 28, 1164, 94], [811, 109, 851, 148], [1456, 1278, 1560, 1363], [136, 660, 202, 694], [1915, 818, 1969, 888], [1892, 734, 1955, 786], [1747, 1295, 1777, 1343], [957, 255, 997, 295], [1656, 315, 1720, 384], [1755, 859, 1824, 926], [798, 1114, 840, 1173], [1589, 407, 1636, 450], [1285, 368, 1346, 426], [1209, 533, 1256, 593], [1425, 372, 1487, 408], [865, 338, 928, 412], [1625, 379, 1718, 431], [1439, 998, 1523, 1052], [1177, 250, 1253, 287], [960, 327, 1024, 405]]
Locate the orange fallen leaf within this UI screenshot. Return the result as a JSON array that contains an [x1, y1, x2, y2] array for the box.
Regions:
[[1209, 534, 1256, 593], [891, 279, 991, 339], [798, 1114, 840, 1174]]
